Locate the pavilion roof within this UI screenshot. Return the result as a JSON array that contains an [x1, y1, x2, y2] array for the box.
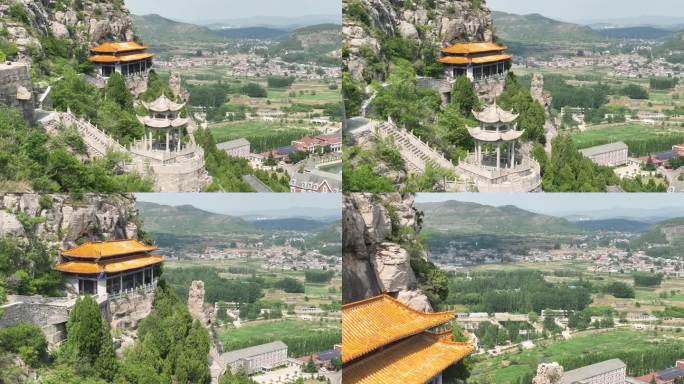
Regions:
[[54, 254, 164, 274], [441, 42, 507, 55], [467, 127, 524, 142], [343, 332, 474, 384], [90, 41, 148, 54], [439, 54, 512, 65], [472, 103, 519, 124], [61, 239, 157, 259], [88, 52, 154, 63], [342, 294, 454, 363], [137, 115, 188, 128], [142, 94, 185, 113]]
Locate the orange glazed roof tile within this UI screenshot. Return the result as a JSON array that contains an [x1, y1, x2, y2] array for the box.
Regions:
[[61, 240, 158, 259], [342, 294, 454, 363], [54, 255, 164, 274], [88, 52, 154, 63], [441, 42, 507, 54], [439, 54, 512, 65], [90, 41, 148, 53], [343, 333, 474, 384]]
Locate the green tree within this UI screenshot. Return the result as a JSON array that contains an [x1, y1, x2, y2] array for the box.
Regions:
[[0, 323, 48, 367], [451, 75, 480, 117], [94, 322, 119, 381], [104, 72, 133, 110], [65, 295, 106, 366]]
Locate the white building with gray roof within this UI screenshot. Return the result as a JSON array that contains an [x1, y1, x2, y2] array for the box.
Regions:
[[579, 142, 629, 167], [217, 138, 251, 158], [561, 358, 626, 384], [220, 341, 288, 375]]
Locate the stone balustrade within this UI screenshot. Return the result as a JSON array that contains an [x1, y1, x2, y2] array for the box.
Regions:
[[376, 121, 456, 172]]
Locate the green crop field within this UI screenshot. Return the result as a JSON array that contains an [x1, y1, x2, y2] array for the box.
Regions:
[[471, 329, 684, 383], [218, 319, 341, 357], [571, 123, 684, 156], [209, 121, 319, 153]]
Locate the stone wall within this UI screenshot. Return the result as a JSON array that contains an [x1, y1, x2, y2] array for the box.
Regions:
[[0, 62, 34, 122], [343, 193, 432, 311]]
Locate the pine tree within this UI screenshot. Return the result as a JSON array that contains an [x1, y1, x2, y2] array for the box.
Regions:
[[105, 72, 133, 110], [451, 75, 480, 117], [66, 295, 105, 365], [94, 322, 119, 381]]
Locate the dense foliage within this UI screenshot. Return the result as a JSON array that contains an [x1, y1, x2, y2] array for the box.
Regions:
[[498, 73, 546, 144], [0, 106, 152, 192], [0, 235, 63, 298], [164, 267, 263, 304], [446, 270, 592, 313], [0, 323, 48, 367], [117, 282, 211, 383], [304, 270, 335, 284], [370, 60, 441, 128], [60, 295, 118, 381], [540, 135, 620, 192], [633, 272, 664, 287]]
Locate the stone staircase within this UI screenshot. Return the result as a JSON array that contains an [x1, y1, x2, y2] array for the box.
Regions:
[[61, 110, 127, 157], [375, 121, 456, 174]]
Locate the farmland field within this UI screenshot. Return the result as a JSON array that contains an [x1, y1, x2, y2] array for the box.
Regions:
[[470, 329, 684, 383], [571, 123, 684, 156], [218, 319, 341, 357]]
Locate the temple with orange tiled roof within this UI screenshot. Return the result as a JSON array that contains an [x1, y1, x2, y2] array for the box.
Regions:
[[439, 41, 512, 82], [54, 239, 163, 298], [88, 41, 154, 80], [342, 294, 474, 384]]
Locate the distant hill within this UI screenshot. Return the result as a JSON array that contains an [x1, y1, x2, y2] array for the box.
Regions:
[[596, 26, 673, 40], [250, 218, 329, 231], [492, 11, 605, 44], [137, 202, 256, 236], [631, 217, 684, 256], [660, 31, 684, 51], [214, 27, 289, 39], [416, 201, 583, 235], [132, 14, 223, 44], [292, 23, 341, 49], [573, 219, 651, 232]]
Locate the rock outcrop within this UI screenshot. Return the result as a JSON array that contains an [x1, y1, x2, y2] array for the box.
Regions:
[[343, 0, 493, 81], [187, 280, 223, 384], [343, 193, 431, 312], [0, 0, 135, 64], [0, 193, 139, 249], [532, 363, 564, 384]]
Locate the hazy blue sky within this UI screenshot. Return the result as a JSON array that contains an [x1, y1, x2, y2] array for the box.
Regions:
[[135, 193, 340, 216], [486, 0, 684, 22], [125, 0, 340, 22], [415, 193, 684, 217]]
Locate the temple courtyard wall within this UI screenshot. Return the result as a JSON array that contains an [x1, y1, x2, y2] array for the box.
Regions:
[[0, 62, 34, 122]]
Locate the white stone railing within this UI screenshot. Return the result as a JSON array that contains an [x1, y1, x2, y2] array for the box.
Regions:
[[62, 110, 128, 156], [375, 121, 456, 172], [107, 280, 158, 301], [473, 72, 508, 84], [459, 153, 542, 192]]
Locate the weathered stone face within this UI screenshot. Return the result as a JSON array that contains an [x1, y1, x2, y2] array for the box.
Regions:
[[532, 362, 564, 384], [0, 193, 139, 249], [0, 0, 135, 65], [343, 0, 494, 81], [343, 193, 432, 311]]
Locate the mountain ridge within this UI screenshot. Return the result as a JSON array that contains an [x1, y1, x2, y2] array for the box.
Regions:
[[492, 10, 606, 44]]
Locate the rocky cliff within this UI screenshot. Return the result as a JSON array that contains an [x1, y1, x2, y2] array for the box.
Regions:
[[0, 193, 140, 249], [343, 0, 493, 81], [0, 0, 135, 64], [343, 193, 432, 312]]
